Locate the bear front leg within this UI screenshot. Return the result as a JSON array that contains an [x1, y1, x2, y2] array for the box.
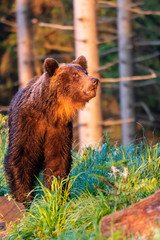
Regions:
[[4, 155, 37, 203], [43, 125, 73, 191], [4, 142, 44, 204], [43, 141, 72, 190], [43, 155, 72, 190]]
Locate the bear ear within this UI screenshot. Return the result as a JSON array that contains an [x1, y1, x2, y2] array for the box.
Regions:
[[43, 58, 59, 76], [73, 56, 88, 70]]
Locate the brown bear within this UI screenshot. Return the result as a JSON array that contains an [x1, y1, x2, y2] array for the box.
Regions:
[[4, 56, 99, 203]]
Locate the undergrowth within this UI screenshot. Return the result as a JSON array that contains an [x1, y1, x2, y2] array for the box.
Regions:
[[1, 114, 160, 239], [0, 114, 8, 196]]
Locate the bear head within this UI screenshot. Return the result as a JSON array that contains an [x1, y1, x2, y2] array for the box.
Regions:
[[43, 56, 99, 120], [43, 56, 99, 103]]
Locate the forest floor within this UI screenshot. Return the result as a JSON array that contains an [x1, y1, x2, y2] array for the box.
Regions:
[[1, 115, 160, 239]]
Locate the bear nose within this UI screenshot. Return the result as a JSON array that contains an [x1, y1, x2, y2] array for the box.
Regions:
[[91, 77, 99, 85]]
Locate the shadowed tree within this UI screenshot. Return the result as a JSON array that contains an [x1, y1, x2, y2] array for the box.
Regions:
[[117, 0, 136, 145], [16, 0, 34, 88]]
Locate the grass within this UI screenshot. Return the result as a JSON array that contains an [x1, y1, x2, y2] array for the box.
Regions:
[[0, 114, 8, 196], [1, 114, 160, 239]]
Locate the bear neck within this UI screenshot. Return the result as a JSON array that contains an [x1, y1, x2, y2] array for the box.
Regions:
[[55, 97, 83, 123]]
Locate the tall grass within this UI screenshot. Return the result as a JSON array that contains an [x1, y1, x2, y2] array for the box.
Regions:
[[1, 115, 160, 239], [71, 140, 160, 208], [0, 114, 8, 196], [7, 177, 109, 240], [6, 140, 160, 239]]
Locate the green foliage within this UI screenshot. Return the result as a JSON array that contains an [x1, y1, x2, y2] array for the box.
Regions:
[[6, 178, 107, 240], [1, 120, 160, 239], [99, 42, 118, 79], [7, 177, 72, 239], [3, 143, 160, 238], [133, 0, 160, 115], [71, 140, 160, 211], [0, 114, 8, 196], [1, 0, 160, 141]]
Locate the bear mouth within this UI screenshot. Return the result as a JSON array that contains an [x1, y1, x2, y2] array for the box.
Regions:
[[84, 86, 97, 97]]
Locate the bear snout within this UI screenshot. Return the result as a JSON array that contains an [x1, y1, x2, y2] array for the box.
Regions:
[[91, 77, 99, 86]]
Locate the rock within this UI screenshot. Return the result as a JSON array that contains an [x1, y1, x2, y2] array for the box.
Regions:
[[0, 196, 25, 224], [101, 189, 160, 239]]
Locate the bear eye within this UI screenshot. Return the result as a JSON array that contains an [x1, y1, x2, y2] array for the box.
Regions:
[[73, 73, 79, 78]]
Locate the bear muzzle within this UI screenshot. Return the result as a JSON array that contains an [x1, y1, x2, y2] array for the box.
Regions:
[[91, 77, 99, 86], [85, 77, 99, 97]]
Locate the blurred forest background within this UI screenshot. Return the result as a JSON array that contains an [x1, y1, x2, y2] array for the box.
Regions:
[[1, 0, 160, 145]]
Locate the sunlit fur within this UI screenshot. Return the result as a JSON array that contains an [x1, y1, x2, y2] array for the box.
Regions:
[[4, 56, 99, 203]]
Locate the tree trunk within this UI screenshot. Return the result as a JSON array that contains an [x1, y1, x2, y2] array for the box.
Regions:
[[16, 0, 34, 88], [73, 0, 102, 147], [117, 0, 136, 145], [101, 189, 160, 239]]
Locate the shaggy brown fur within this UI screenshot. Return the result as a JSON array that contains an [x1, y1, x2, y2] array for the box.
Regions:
[[4, 56, 99, 203]]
